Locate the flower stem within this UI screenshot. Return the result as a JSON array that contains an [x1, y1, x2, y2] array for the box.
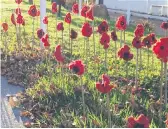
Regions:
[[69, 23, 71, 54], [107, 93, 111, 128], [81, 76, 85, 117], [55, 13, 58, 41], [120, 31, 122, 48], [126, 61, 128, 78], [32, 17, 35, 51], [71, 39, 72, 60], [135, 49, 139, 87], [164, 62, 167, 105], [92, 20, 95, 56], [147, 48, 149, 76], [159, 61, 163, 124], [105, 49, 107, 71]]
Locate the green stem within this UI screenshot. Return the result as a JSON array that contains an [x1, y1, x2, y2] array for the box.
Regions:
[[93, 20, 95, 56], [120, 31, 122, 48], [126, 61, 128, 78], [55, 13, 58, 41], [81, 76, 85, 117], [32, 17, 35, 50], [107, 93, 111, 128], [105, 49, 107, 71], [159, 61, 163, 124], [164, 62, 167, 105], [135, 49, 139, 87], [147, 48, 149, 76], [69, 24, 71, 54]]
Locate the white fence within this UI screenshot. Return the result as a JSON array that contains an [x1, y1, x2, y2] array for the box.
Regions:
[[103, 0, 168, 16]]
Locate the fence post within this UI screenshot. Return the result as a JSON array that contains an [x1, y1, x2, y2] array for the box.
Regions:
[[40, 0, 46, 49], [126, 4, 131, 25], [79, 0, 82, 15]]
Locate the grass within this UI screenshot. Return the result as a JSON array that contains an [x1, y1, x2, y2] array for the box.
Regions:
[[1, 0, 167, 128]]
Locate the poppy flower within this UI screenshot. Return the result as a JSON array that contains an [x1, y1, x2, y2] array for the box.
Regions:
[[54, 44, 64, 63], [81, 5, 89, 18], [100, 32, 110, 49], [36, 10, 40, 16], [37, 29, 45, 39], [43, 16, 48, 24], [111, 30, 118, 41], [41, 34, 50, 47], [72, 3, 79, 14], [127, 114, 150, 128], [96, 74, 115, 94], [115, 15, 127, 31], [81, 22, 92, 37], [57, 22, 64, 31], [64, 12, 71, 24], [86, 6, 94, 20], [132, 37, 142, 49], [15, 8, 21, 15], [11, 13, 16, 26], [160, 22, 168, 30], [118, 45, 133, 61], [97, 20, 109, 34], [16, 13, 23, 24], [15, 0, 22, 4], [70, 29, 78, 39], [134, 24, 144, 38], [52, 2, 57, 14], [22, 18, 25, 26], [28, 5, 37, 17], [142, 35, 152, 48], [153, 37, 168, 63], [1, 23, 8, 32], [149, 33, 157, 45], [165, 119, 168, 128], [69, 60, 85, 76]]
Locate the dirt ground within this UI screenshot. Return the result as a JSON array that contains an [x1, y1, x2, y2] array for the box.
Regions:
[[108, 11, 167, 37]]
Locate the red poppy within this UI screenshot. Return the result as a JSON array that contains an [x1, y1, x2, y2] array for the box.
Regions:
[[153, 37, 168, 63], [72, 3, 79, 14], [81, 5, 89, 18], [100, 32, 110, 49], [115, 15, 127, 31], [54, 44, 64, 63], [111, 30, 118, 41], [134, 24, 144, 38], [64, 12, 71, 24], [41, 34, 50, 47], [165, 120, 168, 128], [160, 22, 168, 30], [43, 16, 48, 24], [1, 23, 8, 32], [97, 20, 109, 34], [96, 74, 114, 94], [69, 60, 85, 76], [149, 33, 157, 45], [81, 22, 92, 37], [70, 29, 78, 39], [118, 45, 133, 61], [86, 6, 94, 20], [57, 22, 64, 31], [16, 13, 23, 24], [127, 114, 150, 128], [52, 2, 57, 14], [37, 29, 45, 39], [132, 37, 142, 49], [28, 5, 37, 17], [142, 35, 152, 48], [15, 0, 22, 4], [22, 18, 25, 26], [11, 13, 16, 26], [36, 10, 40, 16], [15, 8, 21, 15]]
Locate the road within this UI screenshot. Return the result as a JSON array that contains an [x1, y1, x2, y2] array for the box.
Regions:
[[1, 76, 25, 128]]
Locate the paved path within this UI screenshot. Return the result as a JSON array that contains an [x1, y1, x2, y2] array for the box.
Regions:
[[1, 76, 25, 128]]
